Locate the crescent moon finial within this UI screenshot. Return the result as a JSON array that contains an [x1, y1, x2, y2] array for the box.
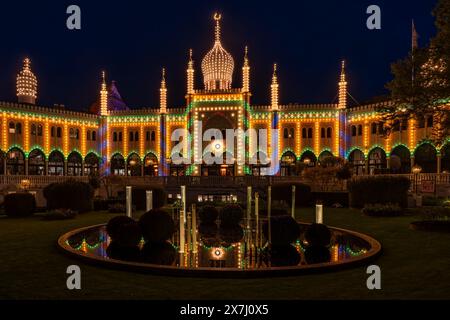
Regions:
[[214, 13, 222, 21]]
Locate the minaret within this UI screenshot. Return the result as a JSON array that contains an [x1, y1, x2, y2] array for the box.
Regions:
[[17, 58, 38, 105], [242, 46, 250, 93], [187, 49, 194, 95], [271, 63, 279, 111], [338, 60, 347, 110], [100, 71, 108, 116], [160, 68, 167, 114], [337, 60, 348, 159]]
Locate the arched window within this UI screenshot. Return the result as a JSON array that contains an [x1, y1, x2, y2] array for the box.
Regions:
[[113, 132, 118, 142], [351, 125, 357, 137], [146, 131, 150, 141], [57, 127, 62, 138], [151, 131, 156, 142], [283, 128, 289, 139], [9, 122, 15, 134], [321, 128, 326, 138], [427, 116, 433, 128], [75, 129, 80, 140], [327, 127, 332, 138], [129, 131, 134, 142], [357, 125, 363, 136], [377, 122, 384, 135], [15, 123, 22, 134], [134, 131, 139, 142], [31, 124, 37, 136], [37, 125, 43, 136], [401, 119, 408, 131], [289, 128, 294, 139], [69, 128, 75, 138], [118, 132, 123, 142], [87, 130, 91, 141], [51, 126, 55, 137], [371, 123, 377, 135], [307, 128, 313, 139], [92, 131, 96, 141], [418, 116, 425, 128], [302, 128, 307, 139]]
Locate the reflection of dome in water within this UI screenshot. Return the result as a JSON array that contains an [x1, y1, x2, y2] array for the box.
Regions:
[[201, 13, 234, 91]]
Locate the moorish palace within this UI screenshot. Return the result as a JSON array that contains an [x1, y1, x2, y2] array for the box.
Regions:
[[1, 14, 449, 178]]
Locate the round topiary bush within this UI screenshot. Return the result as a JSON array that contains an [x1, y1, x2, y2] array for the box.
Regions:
[[262, 215, 300, 245], [43, 179, 94, 213], [106, 216, 135, 241], [304, 223, 332, 247], [304, 246, 331, 264], [199, 205, 219, 224], [115, 221, 142, 247], [266, 244, 301, 267], [139, 209, 175, 243], [141, 241, 176, 265], [198, 223, 218, 238], [219, 225, 244, 244], [4, 192, 36, 217], [106, 242, 141, 262], [219, 204, 244, 227]]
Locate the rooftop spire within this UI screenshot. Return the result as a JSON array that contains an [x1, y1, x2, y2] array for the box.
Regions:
[[214, 13, 222, 42], [340, 60, 346, 82]]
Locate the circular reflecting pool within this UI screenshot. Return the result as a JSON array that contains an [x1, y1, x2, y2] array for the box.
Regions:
[[58, 222, 381, 277]]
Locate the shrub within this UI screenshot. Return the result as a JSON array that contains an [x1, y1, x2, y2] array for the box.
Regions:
[[219, 204, 244, 227], [262, 215, 300, 245], [266, 244, 301, 267], [219, 225, 244, 244], [304, 246, 331, 264], [106, 216, 136, 241], [43, 179, 94, 213], [198, 223, 218, 238], [362, 203, 402, 217], [139, 209, 175, 243], [131, 187, 166, 211], [141, 241, 176, 265], [42, 209, 77, 220], [422, 196, 445, 207], [4, 192, 36, 217], [271, 183, 312, 207], [199, 205, 219, 224], [419, 206, 450, 221], [348, 176, 410, 208], [106, 242, 141, 262], [304, 223, 332, 247], [114, 221, 142, 248]]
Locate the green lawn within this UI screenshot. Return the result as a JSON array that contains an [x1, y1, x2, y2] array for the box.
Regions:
[[1, 208, 450, 300]]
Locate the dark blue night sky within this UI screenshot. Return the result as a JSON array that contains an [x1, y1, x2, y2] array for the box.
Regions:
[[0, 0, 438, 110]]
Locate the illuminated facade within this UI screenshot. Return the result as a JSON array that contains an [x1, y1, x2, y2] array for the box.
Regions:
[[1, 14, 449, 178]]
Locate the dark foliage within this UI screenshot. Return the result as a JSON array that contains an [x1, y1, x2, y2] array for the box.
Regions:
[[139, 209, 175, 243], [262, 215, 300, 245], [266, 244, 301, 267], [43, 179, 94, 212], [4, 192, 36, 217], [348, 176, 410, 208], [141, 241, 176, 265], [198, 205, 219, 224], [219, 204, 244, 227], [304, 246, 331, 264], [106, 216, 136, 241], [271, 183, 312, 206], [304, 223, 332, 247]]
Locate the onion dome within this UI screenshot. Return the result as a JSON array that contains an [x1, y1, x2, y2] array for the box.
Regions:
[[17, 58, 37, 104], [201, 13, 234, 91]]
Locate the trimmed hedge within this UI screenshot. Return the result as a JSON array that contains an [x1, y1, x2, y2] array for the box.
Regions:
[[4, 192, 36, 217], [139, 209, 175, 243], [362, 203, 402, 217], [107, 216, 136, 241], [199, 205, 219, 224], [348, 176, 410, 208], [271, 183, 312, 207], [219, 204, 244, 227], [304, 223, 332, 247], [43, 180, 94, 212], [131, 187, 166, 211], [262, 215, 300, 245]]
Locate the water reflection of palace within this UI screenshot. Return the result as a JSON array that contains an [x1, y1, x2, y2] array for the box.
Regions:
[[1, 14, 448, 178]]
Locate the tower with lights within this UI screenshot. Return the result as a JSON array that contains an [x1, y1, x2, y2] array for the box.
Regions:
[[17, 58, 37, 105]]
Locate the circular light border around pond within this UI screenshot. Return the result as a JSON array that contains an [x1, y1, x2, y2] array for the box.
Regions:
[[58, 223, 382, 278]]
